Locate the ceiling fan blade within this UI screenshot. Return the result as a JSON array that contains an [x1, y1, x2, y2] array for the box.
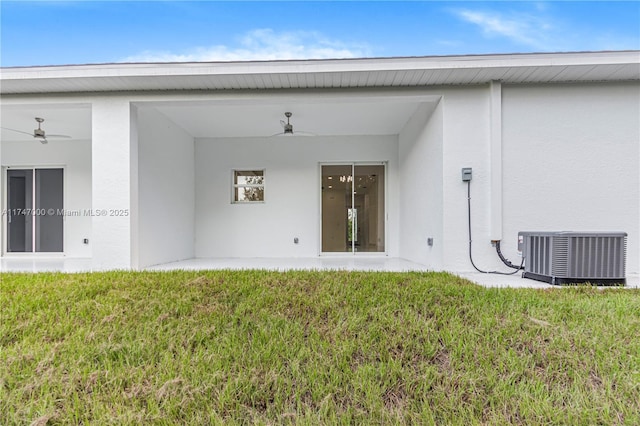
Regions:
[[1, 127, 34, 136], [268, 130, 316, 138], [46, 134, 72, 139], [291, 131, 316, 137]]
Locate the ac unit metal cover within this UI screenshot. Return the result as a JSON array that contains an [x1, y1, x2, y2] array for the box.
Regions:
[[519, 231, 627, 286]]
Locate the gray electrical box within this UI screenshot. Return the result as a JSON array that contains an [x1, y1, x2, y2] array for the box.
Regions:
[[461, 168, 472, 182]]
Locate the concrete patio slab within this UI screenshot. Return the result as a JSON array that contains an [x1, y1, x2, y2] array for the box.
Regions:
[[146, 257, 432, 272], [458, 272, 639, 289], [0, 257, 93, 273], [1, 256, 637, 289]]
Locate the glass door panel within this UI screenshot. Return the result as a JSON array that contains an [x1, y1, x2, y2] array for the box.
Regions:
[[321, 165, 352, 252], [35, 169, 64, 252], [7, 169, 33, 252], [354, 165, 385, 253]]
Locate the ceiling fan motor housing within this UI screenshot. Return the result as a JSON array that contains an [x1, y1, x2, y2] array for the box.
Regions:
[[283, 111, 293, 134]]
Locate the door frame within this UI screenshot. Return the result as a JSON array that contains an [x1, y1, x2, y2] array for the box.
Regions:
[[318, 161, 388, 256], [2, 165, 66, 256]]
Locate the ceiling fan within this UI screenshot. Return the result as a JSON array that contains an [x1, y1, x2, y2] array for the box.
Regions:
[[1, 117, 72, 144], [271, 112, 314, 137]]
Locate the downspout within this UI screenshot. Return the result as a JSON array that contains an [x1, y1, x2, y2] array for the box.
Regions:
[[469, 81, 523, 272], [489, 80, 502, 243], [129, 103, 140, 270]]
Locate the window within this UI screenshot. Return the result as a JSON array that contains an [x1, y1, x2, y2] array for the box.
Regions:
[[233, 170, 265, 202]]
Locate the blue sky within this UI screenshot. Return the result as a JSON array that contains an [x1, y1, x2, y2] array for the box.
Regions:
[[1, 1, 638, 66]]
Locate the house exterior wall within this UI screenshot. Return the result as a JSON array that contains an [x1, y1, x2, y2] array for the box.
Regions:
[[501, 82, 640, 273], [137, 107, 195, 268], [1, 140, 92, 258], [398, 100, 443, 268], [415, 82, 639, 274], [439, 87, 495, 272], [1, 76, 638, 275], [194, 135, 399, 258]]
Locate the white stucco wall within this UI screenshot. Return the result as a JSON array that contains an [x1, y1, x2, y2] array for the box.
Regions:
[[438, 87, 496, 272], [0, 144, 2, 253], [502, 82, 640, 273], [1, 140, 92, 257], [194, 135, 399, 258], [137, 107, 195, 267], [423, 82, 640, 274], [91, 99, 137, 269], [398, 101, 443, 268]]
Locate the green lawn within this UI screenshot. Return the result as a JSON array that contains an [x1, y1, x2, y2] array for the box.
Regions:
[[1, 270, 639, 425]]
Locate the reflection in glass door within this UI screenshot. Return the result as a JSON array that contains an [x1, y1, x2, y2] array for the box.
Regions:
[[321, 164, 385, 253], [6, 168, 64, 253]]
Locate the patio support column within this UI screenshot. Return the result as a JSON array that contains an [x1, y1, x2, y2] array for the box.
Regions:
[[91, 99, 139, 270], [489, 80, 503, 241]]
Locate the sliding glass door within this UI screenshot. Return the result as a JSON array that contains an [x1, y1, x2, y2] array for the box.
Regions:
[[321, 163, 385, 253], [6, 168, 64, 253]]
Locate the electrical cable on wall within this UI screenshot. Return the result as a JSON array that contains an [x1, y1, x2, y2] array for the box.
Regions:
[[466, 180, 524, 275], [495, 240, 524, 270]]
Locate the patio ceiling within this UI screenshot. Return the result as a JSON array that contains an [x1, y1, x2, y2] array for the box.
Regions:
[[0, 104, 92, 143], [149, 98, 433, 138], [0, 97, 435, 142]]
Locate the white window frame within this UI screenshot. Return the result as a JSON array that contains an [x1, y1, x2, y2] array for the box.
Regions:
[[231, 169, 265, 203]]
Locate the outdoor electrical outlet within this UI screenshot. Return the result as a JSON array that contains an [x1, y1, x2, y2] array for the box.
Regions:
[[461, 167, 472, 182], [294, 237, 299, 244]]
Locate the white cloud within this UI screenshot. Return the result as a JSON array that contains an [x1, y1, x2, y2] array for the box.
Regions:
[[453, 7, 639, 53], [120, 29, 371, 63], [454, 9, 553, 50]]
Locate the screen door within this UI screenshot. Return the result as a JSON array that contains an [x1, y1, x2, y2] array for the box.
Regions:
[[6, 168, 63, 253]]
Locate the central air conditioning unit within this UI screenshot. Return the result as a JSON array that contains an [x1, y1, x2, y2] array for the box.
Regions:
[[518, 231, 627, 286]]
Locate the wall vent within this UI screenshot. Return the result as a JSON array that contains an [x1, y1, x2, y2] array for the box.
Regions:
[[518, 231, 627, 285]]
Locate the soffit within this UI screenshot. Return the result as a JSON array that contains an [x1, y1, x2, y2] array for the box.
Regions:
[[1, 51, 638, 95]]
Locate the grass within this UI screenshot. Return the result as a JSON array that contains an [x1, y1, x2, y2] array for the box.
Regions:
[[1, 270, 639, 425]]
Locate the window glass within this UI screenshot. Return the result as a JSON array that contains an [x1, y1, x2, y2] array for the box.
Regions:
[[233, 170, 265, 202]]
